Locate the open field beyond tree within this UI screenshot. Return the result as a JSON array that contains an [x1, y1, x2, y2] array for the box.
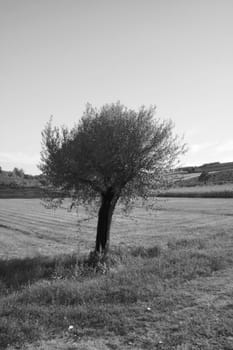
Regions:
[[1, 197, 233, 258], [159, 183, 233, 198], [0, 198, 233, 349]]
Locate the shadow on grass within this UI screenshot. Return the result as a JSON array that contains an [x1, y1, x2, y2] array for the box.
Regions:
[[0, 247, 136, 292], [0, 254, 79, 291]]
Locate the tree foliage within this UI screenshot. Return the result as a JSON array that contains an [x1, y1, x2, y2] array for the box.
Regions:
[[198, 171, 210, 184], [40, 102, 185, 253], [13, 167, 24, 177]]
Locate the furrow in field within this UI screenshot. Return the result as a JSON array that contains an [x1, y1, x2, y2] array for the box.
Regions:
[[0, 204, 98, 226], [0, 217, 80, 243], [0, 211, 97, 245], [0, 225, 70, 244], [0, 212, 78, 231], [0, 205, 80, 224], [0, 223, 35, 237], [0, 226, 66, 247], [0, 206, 77, 223], [0, 224, 86, 248], [0, 212, 77, 230], [1, 198, 87, 214], [0, 226, 88, 259]]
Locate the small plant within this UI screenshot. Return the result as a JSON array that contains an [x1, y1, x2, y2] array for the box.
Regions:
[[167, 238, 206, 250], [130, 245, 161, 258], [86, 251, 109, 274]]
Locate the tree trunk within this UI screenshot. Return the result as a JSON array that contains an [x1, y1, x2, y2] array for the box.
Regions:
[[95, 189, 118, 254]]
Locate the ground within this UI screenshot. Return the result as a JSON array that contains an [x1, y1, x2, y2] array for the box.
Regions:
[[0, 197, 233, 349]]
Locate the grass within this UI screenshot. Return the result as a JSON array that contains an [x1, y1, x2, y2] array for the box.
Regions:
[[0, 198, 233, 349], [1, 239, 233, 349]]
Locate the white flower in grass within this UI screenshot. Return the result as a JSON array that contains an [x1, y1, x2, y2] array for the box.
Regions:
[[68, 325, 74, 331]]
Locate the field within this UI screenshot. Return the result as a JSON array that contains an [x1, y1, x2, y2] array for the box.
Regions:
[[159, 183, 233, 198], [0, 197, 233, 349], [1, 197, 233, 258]]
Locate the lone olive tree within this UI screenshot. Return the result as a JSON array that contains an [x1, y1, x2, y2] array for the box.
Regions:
[[40, 103, 185, 254]]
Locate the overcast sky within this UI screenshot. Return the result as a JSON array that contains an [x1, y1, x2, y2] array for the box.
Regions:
[[1, 0, 233, 174]]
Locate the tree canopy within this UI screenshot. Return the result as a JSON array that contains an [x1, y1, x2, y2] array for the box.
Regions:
[[40, 102, 185, 253]]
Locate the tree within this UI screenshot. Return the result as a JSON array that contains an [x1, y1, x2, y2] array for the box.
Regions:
[[40, 103, 185, 254], [13, 167, 24, 177], [198, 171, 210, 184]]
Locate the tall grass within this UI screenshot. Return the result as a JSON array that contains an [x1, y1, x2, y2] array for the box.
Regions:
[[1, 235, 233, 349]]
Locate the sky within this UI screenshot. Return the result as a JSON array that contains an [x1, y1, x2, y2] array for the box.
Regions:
[[1, 0, 233, 174]]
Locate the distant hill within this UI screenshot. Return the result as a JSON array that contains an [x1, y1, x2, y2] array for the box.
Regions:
[[178, 161, 233, 174], [176, 161, 233, 186]]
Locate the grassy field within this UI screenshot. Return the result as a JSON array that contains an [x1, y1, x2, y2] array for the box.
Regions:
[[1, 197, 233, 258], [0, 198, 233, 349]]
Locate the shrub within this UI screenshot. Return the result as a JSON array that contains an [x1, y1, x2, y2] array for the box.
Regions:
[[198, 171, 210, 184], [130, 245, 162, 258]]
